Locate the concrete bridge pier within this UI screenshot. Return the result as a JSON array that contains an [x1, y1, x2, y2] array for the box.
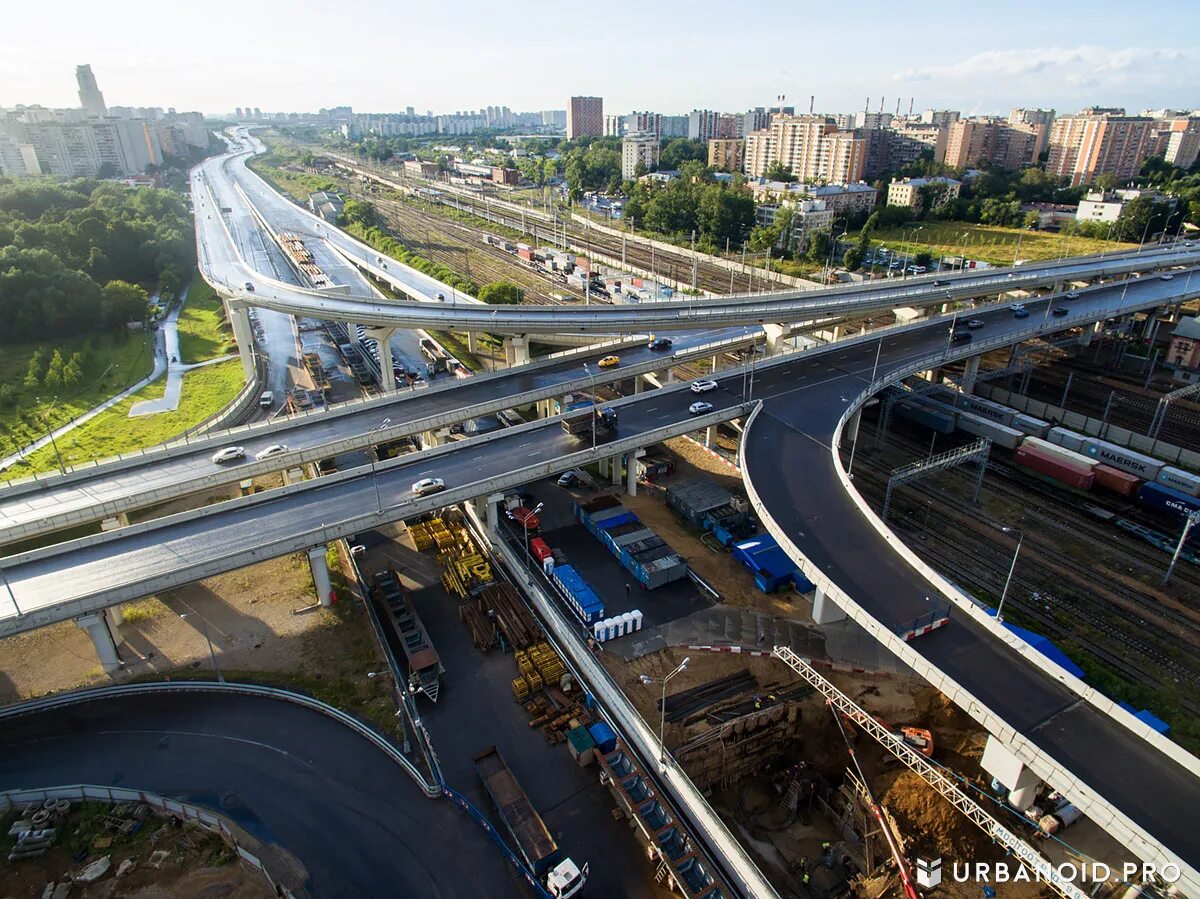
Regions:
[[626, 449, 644, 496], [100, 513, 131, 532], [840, 408, 862, 449], [811, 587, 847, 625], [486, 492, 504, 534], [763, 323, 788, 355], [961, 355, 981, 395], [229, 304, 256, 380], [981, 735, 1042, 811], [466, 332, 478, 354], [705, 425, 716, 448], [421, 428, 450, 450], [504, 335, 530, 367], [1078, 319, 1102, 347], [611, 456, 622, 485], [76, 612, 122, 673], [308, 545, 334, 607], [364, 327, 398, 393]]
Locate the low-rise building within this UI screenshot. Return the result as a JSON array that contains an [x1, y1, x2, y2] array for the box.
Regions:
[[309, 190, 344, 222], [1021, 202, 1078, 229], [756, 197, 834, 253], [621, 133, 660, 180], [1168, 317, 1200, 375], [1075, 188, 1163, 225], [748, 179, 877, 216], [886, 176, 961, 212], [404, 159, 440, 177]]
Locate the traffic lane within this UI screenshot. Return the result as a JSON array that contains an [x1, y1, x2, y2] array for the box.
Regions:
[[0, 690, 518, 898], [0, 337, 706, 529], [7, 391, 745, 607]]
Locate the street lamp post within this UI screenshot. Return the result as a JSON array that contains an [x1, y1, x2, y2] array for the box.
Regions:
[[583, 363, 598, 451], [639, 656, 690, 769], [996, 526, 1024, 623], [181, 612, 224, 683], [35, 396, 67, 475], [523, 502, 545, 572], [846, 339, 883, 480]]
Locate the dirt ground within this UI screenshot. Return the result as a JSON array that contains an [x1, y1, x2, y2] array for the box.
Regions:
[[1, 802, 274, 899]]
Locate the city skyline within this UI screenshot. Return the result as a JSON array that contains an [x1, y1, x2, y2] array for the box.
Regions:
[[1, 0, 1196, 117]]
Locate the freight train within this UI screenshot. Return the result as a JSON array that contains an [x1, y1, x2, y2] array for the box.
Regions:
[[893, 387, 1200, 534]]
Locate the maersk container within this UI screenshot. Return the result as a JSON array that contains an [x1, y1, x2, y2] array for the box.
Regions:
[[1023, 436, 1098, 470], [956, 412, 1024, 450], [1080, 438, 1166, 480], [1093, 464, 1140, 497], [1014, 445, 1095, 490], [1157, 466, 1200, 498], [1047, 426, 1086, 453], [933, 388, 1015, 426], [895, 401, 956, 434], [1139, 481, 1200, 521], [1011, 413, 1051, 438]]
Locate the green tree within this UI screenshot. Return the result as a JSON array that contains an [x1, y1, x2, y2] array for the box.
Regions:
[[805, 230, 832, 264], [341, 199, 377, 228], [63, 351, 85, 388], [659, 138, 707, 170], [842, 247, 864, 271], [99, 280, 150, 327], [763, 161, 795, 183], [44, 349, 65, 389], [478, 281, 524, 305], [24, 349, 45, 389], [914, 251, 933, 268]]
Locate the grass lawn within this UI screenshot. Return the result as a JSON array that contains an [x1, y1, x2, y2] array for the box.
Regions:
[[854, 221, 1139, 266], [247, 154, 339, 203], [177, 269, 234, 363], [4, 359, 245, 478], [0, 332, 155, 462]]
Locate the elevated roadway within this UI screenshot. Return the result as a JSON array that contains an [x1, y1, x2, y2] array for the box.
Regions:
[[3, 262, 1199, 888]]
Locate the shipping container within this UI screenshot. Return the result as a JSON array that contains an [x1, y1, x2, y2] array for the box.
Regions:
[[667, 480, 736, 527], [1093, 464, 1140, 497], [1011, 413, 1051, 438], [895, 401, 956, 434], [1080, 438, 1166, 480], [1139, 481, 1200, 521], [1014, 445, 1096, 490], [1047, 426, 1086, 453], [575, 502, 688, 589], [1023, 436, 1098, 471], [956, 412, 1024, 451], [530, 538, 553, 563], [932, 388, 1016, 426], [1157, 466, 1200, 498]]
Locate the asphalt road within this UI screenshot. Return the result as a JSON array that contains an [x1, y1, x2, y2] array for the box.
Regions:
[[0, 689, 522, 898]]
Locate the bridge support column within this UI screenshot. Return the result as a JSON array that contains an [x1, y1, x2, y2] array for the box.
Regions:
[[365, 327, 398, 393], [981, 735, 1041, 811], [466, 331, 478, 354], [1077, 320, 1101, 347], [1142, 309, 1160, 340], [597, 457, 609, 478], [626, 449, 643, 496], [634, 376, 644, 395], [840, 409, 862, 449], [961, 355, 981, 395], [308, 545, 334, 607], [611, 456, 622, 486], [504, 335, 530, 367], [486, 493, 504, 534], [76, 612, 121, 673], [536, 399, 554, 419], [763, 323, 787, 355], [705, 425, 715, 448], [811, 587, 846, 625], [106, 605, 125, 646], [229, 304, 256, 380]]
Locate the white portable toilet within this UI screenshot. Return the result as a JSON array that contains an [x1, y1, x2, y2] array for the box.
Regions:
[[619, 611, 635, 637], [543, 557, 555, 576], [630, 609, 644, 633], [593, 620, 607, 642]]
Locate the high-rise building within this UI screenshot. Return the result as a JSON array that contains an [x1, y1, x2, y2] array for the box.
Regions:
[[660, 115, 688, 138], [708, 138, 744, 173], [567, 96, 603, 139], [622, 134, 660, 179], [76, 64, 107, 118], [942, 118, 1040, 171], [604, 114, 623, 137], [1165, 126, 1200, 170], [743, 115, 864, 184], [920, 109, 960, 128], [1046, 109, 1155, 186], [688, 109, 737, 142], [857, 111, 893, 130], [624, 111, 662, 142]]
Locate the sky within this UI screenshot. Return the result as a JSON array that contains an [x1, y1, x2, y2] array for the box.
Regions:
[[1, 0, 1197, 118]]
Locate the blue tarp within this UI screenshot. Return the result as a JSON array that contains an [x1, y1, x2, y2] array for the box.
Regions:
[[985, 610, 1086, 679], [1119, 701, 1170, 734]]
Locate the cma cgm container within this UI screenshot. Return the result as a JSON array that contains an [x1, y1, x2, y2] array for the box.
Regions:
[[1014, 443, 1095, 490], [1080, 438, 1166, 480], [1139, 481, 1200, 522], [956, 411, 1024, 450], [1093, 464, 1140, 497], [1157, 466, 1200, 498], [1023, 436, 1098, 471]]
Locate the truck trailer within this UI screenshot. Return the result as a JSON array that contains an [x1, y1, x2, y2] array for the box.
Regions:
[[561, 406, 617, 438], [474, 746, 587, 898]]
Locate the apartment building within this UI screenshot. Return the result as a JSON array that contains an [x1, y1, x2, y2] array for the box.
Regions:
[[755, 198, 834, 253], [1046, 109, 1155, 186], [623, 111, 662, 141], [743, 115, 865, 184], [749, 180, 878, 216], [688, 109, 739, 142], [76, 64, 107, 118], [567, 96, 603, 139], [708, 138, 744, 173], [941, 118, 1041, 170], [603, 114, 623, 137], [887, 176, 962, 212], [920, 109, 960, 129], [621, 133, 660, 179]]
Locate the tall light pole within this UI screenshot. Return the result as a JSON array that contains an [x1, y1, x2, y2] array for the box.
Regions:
[[846, 339, 883, 480], [35, 396, 67, 475], [181, 612, 223, 683], [523, 502, 545, 572], [639, 656, 690, 769], [996, 526, 1023, 624], [1163, 510, 1200, 585], [583, 363, 598, 451], [371, 418, 392, 514]]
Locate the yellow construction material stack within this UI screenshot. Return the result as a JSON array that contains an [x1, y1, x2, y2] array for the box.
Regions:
[[512, 677, 530, 702], [524, 670, 544, 692], [440, 547, 494, 598], [529, 642, 566, 683], [410, 517, 455, 552]]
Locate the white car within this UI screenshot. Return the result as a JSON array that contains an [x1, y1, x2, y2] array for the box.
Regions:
[[690, 379, 718, 394], [1160, 273, 1175, 281], [211, 446, 245, 464], [411, 477, 446, 497], [255, 444, 289, 461], [689, 401, 714, 415]]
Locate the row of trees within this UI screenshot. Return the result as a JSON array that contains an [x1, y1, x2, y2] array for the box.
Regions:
[[0, 179, 191, 343], [622, 162, 756, 249]]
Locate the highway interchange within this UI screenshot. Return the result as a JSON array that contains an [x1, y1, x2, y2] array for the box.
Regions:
[[4, 133, 1200, 895]]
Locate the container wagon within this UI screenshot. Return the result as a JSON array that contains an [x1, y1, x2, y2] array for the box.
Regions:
[[894, 401, 956, 434], [1013, 442, 1095, 490], [1093, 464, 1140, 497], [1139, 481, 1200, 522], [1022, 436, 1098, 470], [956, 411, 1024, 451], [931, 388, 1015, 426], [1156, 466, 1200, 498], [474, 746, 587, 898], [1010, 413, 1051, 438], [372, 567, 443, 701], [1046, 426, 1086, 453], [1080, 438, 1166, 480]]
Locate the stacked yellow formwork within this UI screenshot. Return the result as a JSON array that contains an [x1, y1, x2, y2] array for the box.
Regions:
[[529, 642, 566, 684], [441, 552, 493, 599], [409, 518, 457, 552]]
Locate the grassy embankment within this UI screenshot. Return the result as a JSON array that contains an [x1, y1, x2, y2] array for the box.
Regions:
[[177, 270, 235, 363], [852, 221, 1139, 266]]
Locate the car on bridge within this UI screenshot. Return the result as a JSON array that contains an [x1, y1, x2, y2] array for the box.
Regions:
[[690, 379, 718, 394], [1160, 273, 1175, 281], [689, 401, 714, 415], [966, 319, 985, 329], [950, 329, 972, 343], [255, 444, 289, 461], [598, 355, 621, 368], [244, 282, 254, 292], [1009, 304, 1030, 318], [647, 337, 673, 351], [411, 477, 446, 497], [211, 446, 246, 464], [1066, 290, 1080, 300], [1052, 306, 1069, 316]]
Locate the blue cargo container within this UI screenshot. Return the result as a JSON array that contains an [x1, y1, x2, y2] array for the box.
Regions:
[[588, 721, 618, 754], [895, 401, 956, 434], [732, 534, 805, 593], [576, 502, 688, 589], [551, 564, 605, 624], [598, 512, 639, 531], [1140, 481, 1200, 521]]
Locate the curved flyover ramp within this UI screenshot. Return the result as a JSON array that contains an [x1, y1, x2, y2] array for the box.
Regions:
[[0, 685, 521, 898]]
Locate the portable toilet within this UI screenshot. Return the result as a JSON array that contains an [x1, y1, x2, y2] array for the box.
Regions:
[[630, 609, 644, 633], [619, 611, 635, 637]]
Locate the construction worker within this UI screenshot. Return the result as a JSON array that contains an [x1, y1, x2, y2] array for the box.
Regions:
[[753, 694, 762, 710], [767, 692, 777, 703]]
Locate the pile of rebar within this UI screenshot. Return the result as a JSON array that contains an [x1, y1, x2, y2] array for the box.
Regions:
[[659, 669, 758, 723], [479, 583, 540, 649]]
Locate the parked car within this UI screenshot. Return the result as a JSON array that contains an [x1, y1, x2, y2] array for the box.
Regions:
[[647, 337, 673, 350], [690, 379, 718, 394], [598, 355, 620, 368], [411, 477, 446, 497], [557, 470, 583, 488], [1065, 290, 1080, 300], [211, 446, 245, 464], [255, 444, 289, 461], [689, 401, 714, 415], [966, 319, 985, 329], [1052, 306, 1069, 316]]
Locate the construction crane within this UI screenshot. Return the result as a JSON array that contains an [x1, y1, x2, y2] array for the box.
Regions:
[[828, 700, 921, 899]]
